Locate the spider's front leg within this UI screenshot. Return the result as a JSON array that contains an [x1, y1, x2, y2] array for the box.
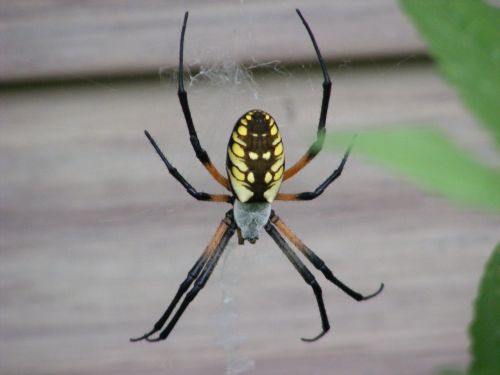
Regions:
[[283, 9, 332, 181], [176, 12, 230, 190], [130, 211, 236, 342]]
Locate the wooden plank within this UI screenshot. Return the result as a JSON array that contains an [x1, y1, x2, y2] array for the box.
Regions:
[[0, 0, 426, 83], [1, 62, 498, 375]]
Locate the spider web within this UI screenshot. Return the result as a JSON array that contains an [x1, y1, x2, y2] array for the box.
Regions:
[[156, 28, 281, 373], [161, 58, 287, 375], [152, 19, 323, 374], [150, 12, 306, 373], [214, 240, 255, 375]]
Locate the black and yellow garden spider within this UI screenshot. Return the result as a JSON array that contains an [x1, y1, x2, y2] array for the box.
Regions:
[[131, 9, 383, 344]]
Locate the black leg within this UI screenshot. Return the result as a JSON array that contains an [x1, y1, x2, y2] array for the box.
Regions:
[[147, 218, 236, 342], [130, 245, 211, 342], [265, 222, 330, 342], [177, 12, 230, 189], [145, 130, 232, 203], [283, 9, 332, 181], [277, 142, 352, 201], [131, 212, 236, 343], [271, 212, 384, 301]]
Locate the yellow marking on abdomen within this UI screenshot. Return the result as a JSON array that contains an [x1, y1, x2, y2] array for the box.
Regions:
[[247, 172, 255, 183], [262, 151, 271, 160], [232, 166, 246, 181], [249, 152, 258, 160], [264, 181, 281, 203], [265, 172, 272, 183], [237, 126, 247, 136], [271, 157, 283, 172], [228, 147, 248, 172], [232, 143, 245, 158], [272, 134, 281, 146], [232, 132, 247, 146], [274, 166, 284, 180], [270, 125, 278, 135], [274, 142, 283, 156], [228, 171, 253, 202]]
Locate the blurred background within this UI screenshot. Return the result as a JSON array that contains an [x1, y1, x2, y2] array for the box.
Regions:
[[1, 1, 499, 375]]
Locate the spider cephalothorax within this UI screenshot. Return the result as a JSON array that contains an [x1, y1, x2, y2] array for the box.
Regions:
[[131, 9, 383, 344]]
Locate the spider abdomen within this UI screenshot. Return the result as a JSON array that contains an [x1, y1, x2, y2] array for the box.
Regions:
[[226, 110, 285, 203]]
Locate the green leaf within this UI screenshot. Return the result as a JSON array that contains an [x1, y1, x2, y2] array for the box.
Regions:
[[399, 0, 500, 148], [437, 370, 465, 375], [436, 244, 500, 375], [327, 127, 500, 212], [469, 244, 500, 375]]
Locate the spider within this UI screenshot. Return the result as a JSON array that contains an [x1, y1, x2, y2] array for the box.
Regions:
[[131, 9, 383, 344]]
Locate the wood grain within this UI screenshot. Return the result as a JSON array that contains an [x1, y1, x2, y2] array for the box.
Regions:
[[0, 0, 426, 83], [1, 61, 499, 374]]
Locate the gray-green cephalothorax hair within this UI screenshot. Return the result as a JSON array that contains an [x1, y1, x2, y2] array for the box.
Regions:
[[233, 200, 271, 243]]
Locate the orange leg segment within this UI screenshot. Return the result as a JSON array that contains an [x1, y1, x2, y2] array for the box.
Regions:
[[145, 130, 232, 203], [271, 212, 384, 301], [277, 143, 352, 202], [176, 12, 230, 190], [131, 211, 236, 342]]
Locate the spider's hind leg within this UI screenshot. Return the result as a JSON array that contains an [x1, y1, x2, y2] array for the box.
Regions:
[[270, 211, 384, 301], [265, 221, 330, 342], [130, 211, 236, 342]]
